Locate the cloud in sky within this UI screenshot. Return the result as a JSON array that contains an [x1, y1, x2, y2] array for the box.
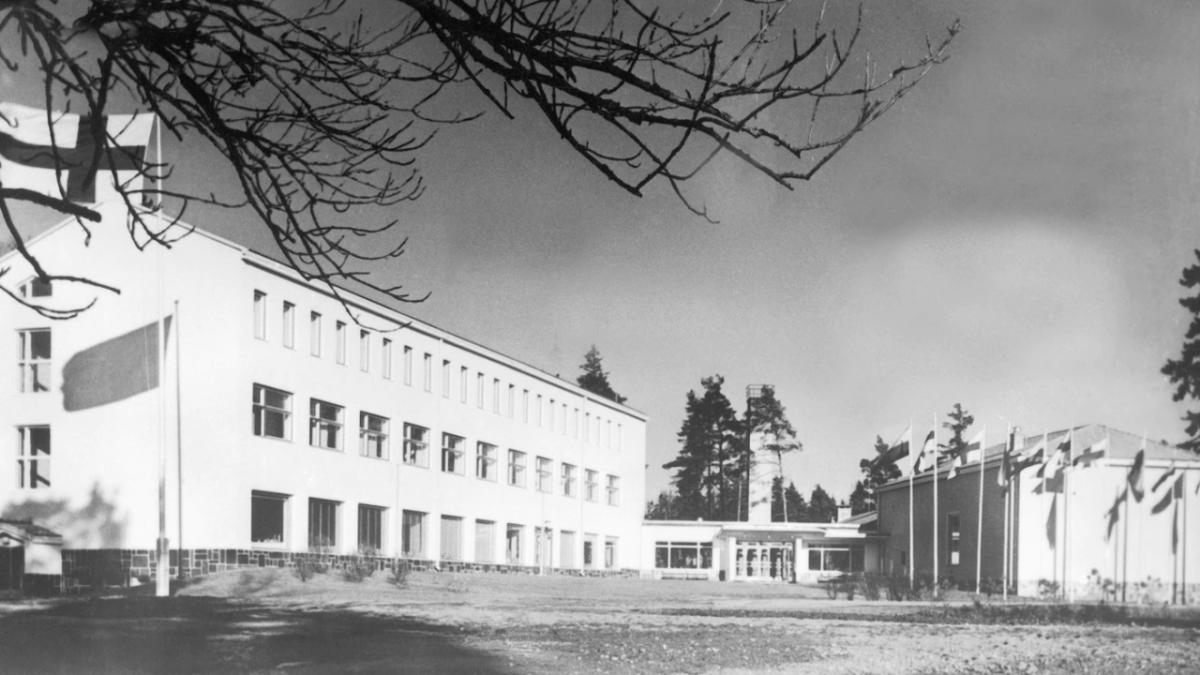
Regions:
[[4, 0, 1199, 504]]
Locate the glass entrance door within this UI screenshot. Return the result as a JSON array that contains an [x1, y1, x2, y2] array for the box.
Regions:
[[734, 541, 793, 581]]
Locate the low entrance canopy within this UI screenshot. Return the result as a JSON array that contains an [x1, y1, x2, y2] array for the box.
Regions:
[[641, 520, 880, 582]]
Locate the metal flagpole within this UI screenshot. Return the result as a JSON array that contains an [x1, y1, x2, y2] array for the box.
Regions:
[[908, 419, 914, 591], [975, 425, 986, 595], [932, 413, 940, 598], [174, 299, 184, 581], [1062, 428, 1072, 601], [1002, 423, 1012, 602]]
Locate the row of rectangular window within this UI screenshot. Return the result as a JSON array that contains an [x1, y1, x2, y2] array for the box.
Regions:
[[251, 491, 619, 567], [252, 291, 624, 451], [251, 383, 621, 505]]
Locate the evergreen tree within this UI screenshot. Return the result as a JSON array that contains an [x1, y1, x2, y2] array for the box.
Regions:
[[664, 375, 742, 520], [808, 484, 838, 523], [849, 480, 873, 515], [858, 435, 902, 512], [942, 403, 975, 463], [747, 386, 802, 521], [576, 345, 626, 404], [645, 490, 682, 520], [771, 477, 809, 522], [1163, 251, 1200, 454]]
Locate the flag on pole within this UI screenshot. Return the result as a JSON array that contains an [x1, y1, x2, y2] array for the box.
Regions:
[[1151, 472, 1184, 516], [1128, 442, 1146, 503], [998, 425, 1016, 489], [1105, 487, 1127, 541], [61, 317, 172, 411], [1072, 435, 1106, 468], [912, 430, 936, 473], [1151, 464, 1177, 493], [878, 425, 912, 467], [0, 102, 154, 203], [949, 428, 986, 479]]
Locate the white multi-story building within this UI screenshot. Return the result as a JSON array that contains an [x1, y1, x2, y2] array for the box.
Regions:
[[1, 205, 646, 587]]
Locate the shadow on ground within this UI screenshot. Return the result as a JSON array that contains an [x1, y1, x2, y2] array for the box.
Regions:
[[0, 595, 514, 674]]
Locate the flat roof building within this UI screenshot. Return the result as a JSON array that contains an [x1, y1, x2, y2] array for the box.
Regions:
[[1, 205, 647, 587]]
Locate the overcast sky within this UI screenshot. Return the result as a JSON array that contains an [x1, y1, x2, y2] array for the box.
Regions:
[[6, 0, 1200, 506]]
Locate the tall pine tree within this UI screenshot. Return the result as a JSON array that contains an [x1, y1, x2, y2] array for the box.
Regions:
[[664, 375, 743, 520], [747, 386, 802, 521], [942, 403, 975, 463], [576, 345, 626, 404], [1163, 251, 1200, 454]]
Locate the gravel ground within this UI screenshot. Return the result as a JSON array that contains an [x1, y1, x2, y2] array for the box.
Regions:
[[180, 569, 1200, 674], [3, 570, 1196, 673]]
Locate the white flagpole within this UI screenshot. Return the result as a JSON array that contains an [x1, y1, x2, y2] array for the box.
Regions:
[[975, 424, 986, 595], [908, 419, 914, 591], [155, 113, 163, 209], [932, 413, 940, 598], [1002, 423, 1012, 602], [174, 299, 184, 581], [1062, 428, 1072, 601]]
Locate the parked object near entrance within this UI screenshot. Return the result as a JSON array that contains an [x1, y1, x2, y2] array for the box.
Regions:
[[0, 519, 62, 596]]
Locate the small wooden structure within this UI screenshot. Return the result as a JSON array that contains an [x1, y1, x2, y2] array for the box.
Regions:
[[0, 519, 63, 596]]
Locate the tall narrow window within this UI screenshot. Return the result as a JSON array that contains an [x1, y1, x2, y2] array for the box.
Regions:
[[506, 524, 524, 565], [617, 423, 623, 450], [522, 390, 530, 423], [492, 378, 501, 414], [476, 442, 497, 481], [475, 519, 496, 563], [561, 463, 577, 497], [17, 328, 51, 393], [359, 412, 389, 459], [562, 403, 568, 435], [281, 302, 295, 349], [560, 530, 576, 568], [251, 491, 288, 545], [309, 312, 322, 357], [253, 290, 267, 339], [335, 321, 346, 364], [606, 475, 620, 506], [507, 384, 515, 418], [507, 449, 526, 487], [309, 399, 344, 451], [360, 330, 370, 372], [536, 394, 543, 427], [583, 534, 596, 569], [476, 372, 485, 408], [460, 366, 468, 403], [604, 537, 618, 569], [534, 526, 553, 567], [358, 504, 385, 553], [402, 423, 428, 466], [381, 338, 392, 379], [536, 456, 552, 493], [308, 498, 339, 550], [584, 469, 599, 502], [442, 360, 451, 398], [401, 510, 426, 557], [548, 399, 555, 431], [16, 425, 50, 489], [948, 513, 962, 566], [441, 433, 465, 474], [252, 384, 291, 440], [423, 353, 432, 392], [403, 346, 413, 385], [440, 515, 463, 561]]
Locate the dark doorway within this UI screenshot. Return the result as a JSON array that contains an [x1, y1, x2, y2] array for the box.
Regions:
[[0, 546, 24, 591]]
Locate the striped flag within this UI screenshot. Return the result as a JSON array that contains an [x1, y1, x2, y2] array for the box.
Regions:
[[998, 426, 1016, 489], [0, 102, 154, 203]]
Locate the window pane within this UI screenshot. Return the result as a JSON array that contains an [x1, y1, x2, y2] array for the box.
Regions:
[[251, 492, 286, 544]]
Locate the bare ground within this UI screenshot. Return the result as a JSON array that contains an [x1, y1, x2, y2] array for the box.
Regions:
[[2, 570, 1197, 673]]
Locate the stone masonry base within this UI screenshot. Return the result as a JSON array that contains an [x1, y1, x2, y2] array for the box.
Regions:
[[60, 548, 637, 592]]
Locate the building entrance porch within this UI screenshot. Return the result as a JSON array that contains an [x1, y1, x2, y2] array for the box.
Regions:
[[733, 540, 793, 582]]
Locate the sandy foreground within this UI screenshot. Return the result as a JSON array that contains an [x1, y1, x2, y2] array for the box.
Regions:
[[2, 569, 1197, 674], [182, 569, 1200, 674]]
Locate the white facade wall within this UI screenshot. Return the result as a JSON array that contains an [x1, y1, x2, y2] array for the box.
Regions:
[[1, 205, 647, 571]]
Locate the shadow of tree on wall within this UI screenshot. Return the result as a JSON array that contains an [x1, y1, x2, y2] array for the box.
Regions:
[[0, 596, 516, 674], [1, 484, 125, 548]]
